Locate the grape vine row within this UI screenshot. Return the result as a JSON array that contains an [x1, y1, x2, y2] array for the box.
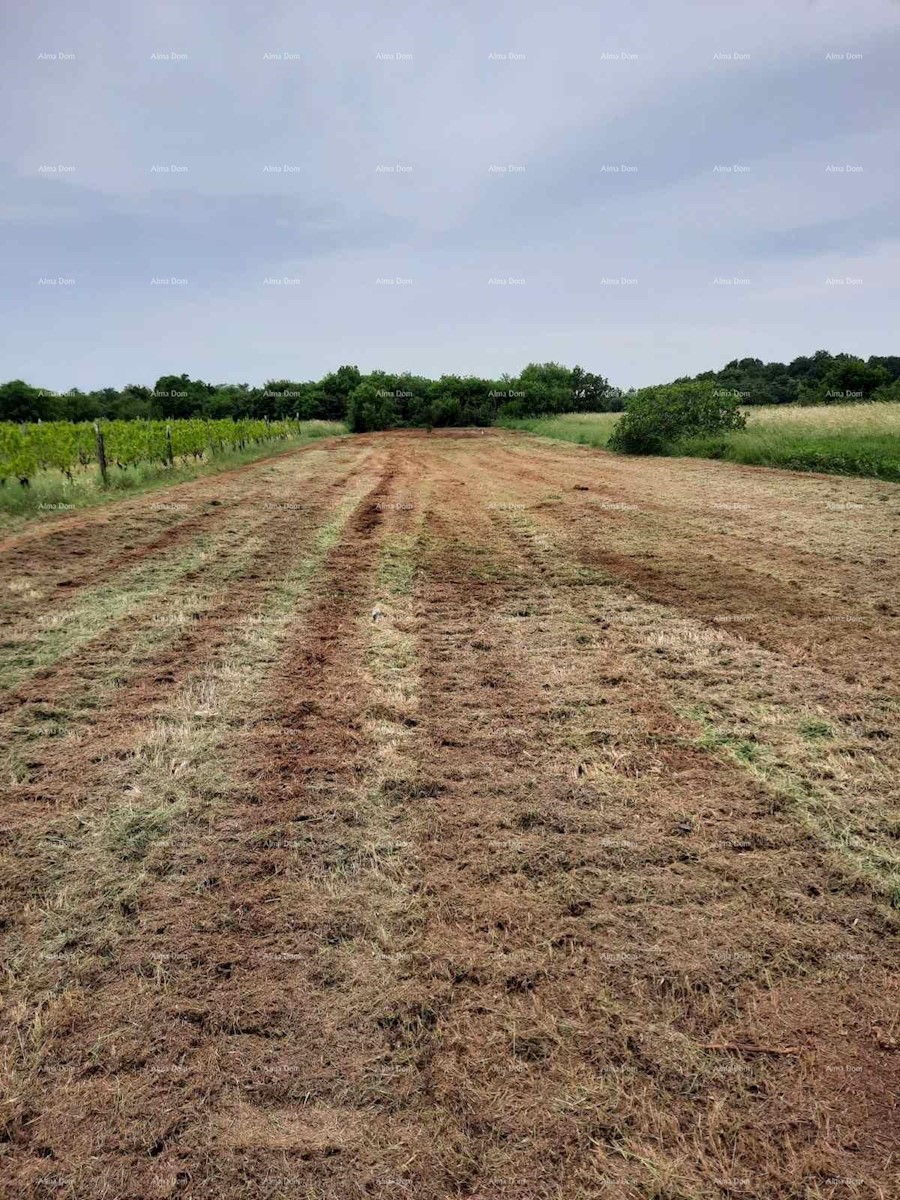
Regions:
[[0, 418, 307, 485]]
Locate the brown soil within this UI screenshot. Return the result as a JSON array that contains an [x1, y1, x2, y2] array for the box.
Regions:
[[0, 431, 897, 1200]]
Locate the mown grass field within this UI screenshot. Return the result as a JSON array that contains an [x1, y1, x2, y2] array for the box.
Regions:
[[1, 430, 898, 1198], [506, 401, 900, 480]]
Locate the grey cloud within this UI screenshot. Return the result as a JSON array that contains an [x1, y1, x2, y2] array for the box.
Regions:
[[2, 0, 899, 390]]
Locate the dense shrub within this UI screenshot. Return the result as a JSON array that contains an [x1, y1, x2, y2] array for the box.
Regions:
[[609, 382, 746, 454]]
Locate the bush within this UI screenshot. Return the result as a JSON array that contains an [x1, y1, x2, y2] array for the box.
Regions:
[[608, 382, 746, 454], [872, 378, 900, 404]]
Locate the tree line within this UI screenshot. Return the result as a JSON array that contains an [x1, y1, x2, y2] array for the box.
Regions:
[[673, 351, 900, 406], [0, 364, 619, 429], [2, 352, 897, 430]]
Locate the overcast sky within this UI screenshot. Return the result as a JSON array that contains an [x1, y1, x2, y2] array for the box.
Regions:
[[2, 0, 898, 391]]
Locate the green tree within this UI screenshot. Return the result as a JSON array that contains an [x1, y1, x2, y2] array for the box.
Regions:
[[431, 375, 499, 425], [802, 357, 890, 404], [872, 377, 900, 402], [151, 374, 212, 418], [0, 380, 54, 422], [320, 365, 362, 420], [571, 365, 615, 411], [868, 355, 900, 383], [117, 385, 155, 420], [58, 388, 101, 422], [347, 382, 399, 432], [512, 362, 575, 415]]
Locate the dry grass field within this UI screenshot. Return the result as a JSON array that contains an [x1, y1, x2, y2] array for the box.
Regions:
[[1, 430, 898, 1199]]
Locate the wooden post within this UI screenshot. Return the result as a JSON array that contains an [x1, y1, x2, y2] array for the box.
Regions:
[[94, 421, 108, 486], [165, 424, 174, 466]]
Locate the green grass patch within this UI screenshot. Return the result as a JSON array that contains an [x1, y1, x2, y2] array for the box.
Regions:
[[672, 426, 900, 480], [376, 536, 418, 596], [686, 703, 900, 904], [799, 719, 835, 741], [0, 537, 224, 690], [498, 412, 620, 448], [699, 727, 760, 763], [105, 802, 178, 862]]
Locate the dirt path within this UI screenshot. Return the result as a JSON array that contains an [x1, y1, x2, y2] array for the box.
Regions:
[[0, 430, 897, 1199]]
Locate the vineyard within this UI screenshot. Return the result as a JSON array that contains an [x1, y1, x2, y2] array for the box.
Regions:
[[0, 417, 309, 486]]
